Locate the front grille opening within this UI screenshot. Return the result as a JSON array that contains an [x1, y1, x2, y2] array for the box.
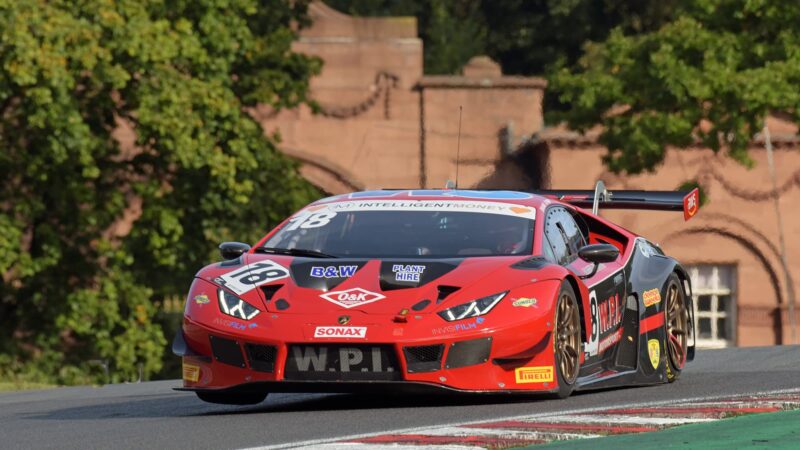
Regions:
[[209, 335, 246, 368], [436, 286, 460, 304], [445, 337, 492, 369], [245, 343, 277, 373], [404, 344, 444, 373]]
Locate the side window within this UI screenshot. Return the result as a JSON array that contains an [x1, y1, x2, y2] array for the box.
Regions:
[[544, 207, 571, 265], [561, 210, 587, 255], [544, 206, 586, 265]]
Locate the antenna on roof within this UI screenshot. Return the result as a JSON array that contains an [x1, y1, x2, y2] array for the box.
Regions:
[[455, 106, 463, 188]]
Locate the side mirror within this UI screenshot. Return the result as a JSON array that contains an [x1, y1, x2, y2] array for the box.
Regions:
[[577, 243, 619, 278], [578, 243, 620, 264], [219, 242, 251, 260]]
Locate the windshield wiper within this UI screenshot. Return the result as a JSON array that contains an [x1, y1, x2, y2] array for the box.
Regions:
[[255, 247, 338, 258]]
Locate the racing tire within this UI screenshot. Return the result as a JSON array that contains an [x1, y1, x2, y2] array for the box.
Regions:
[[195, 391, 268, 405], [663, 273, 689, 382], [553, 281, 582, 398]]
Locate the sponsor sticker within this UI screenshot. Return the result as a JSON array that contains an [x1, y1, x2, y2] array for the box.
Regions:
[[216, 260, 290, 295], [313, 326, 367, 339], [392, 264, 425, 282], [431, 317, 485, 335], [598, 328, 623, 353], [213, 317, 257, 331], [515, 366, 553, 384], [648, 339, 660, 369], [193, 294, 209, 305], [643, 288, 661, 307], [512, 297, 538, 308], [310, 265, 358, 278], [319, 287, 386, 308], [182, 363, 200, 382], [683, 187, 699, 221], [299, 199, 536, 221], [587, 291, 624, 356]]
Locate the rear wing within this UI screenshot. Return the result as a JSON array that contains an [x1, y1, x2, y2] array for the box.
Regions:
[[535, 181, 700, 220]]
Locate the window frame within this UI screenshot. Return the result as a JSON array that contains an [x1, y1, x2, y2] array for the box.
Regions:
[[543, 205, 585, 266], [688, 264, 737, 348]]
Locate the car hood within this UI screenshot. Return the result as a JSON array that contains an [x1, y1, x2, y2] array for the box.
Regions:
[[196, 253, 558, 315]]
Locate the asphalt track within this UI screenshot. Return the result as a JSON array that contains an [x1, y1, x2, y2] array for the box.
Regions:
[[1, 346, 799, 449]]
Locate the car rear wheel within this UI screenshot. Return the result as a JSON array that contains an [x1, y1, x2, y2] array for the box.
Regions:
[[554, 282, 581, 398], [664, 273, 689, 382], [195, 391, 268, 405]]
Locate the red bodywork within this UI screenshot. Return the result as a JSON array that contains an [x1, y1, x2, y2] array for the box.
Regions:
[[178, 190, 663, 394]]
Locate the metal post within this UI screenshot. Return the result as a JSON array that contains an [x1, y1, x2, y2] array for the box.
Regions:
[[764, 125, 797, 344]]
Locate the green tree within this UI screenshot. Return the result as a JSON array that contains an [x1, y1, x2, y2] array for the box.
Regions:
[[549, 0, 800, 174], [0, 0, 321, 384], [327, 0, 676, 77], [326, 0, 485, 75]]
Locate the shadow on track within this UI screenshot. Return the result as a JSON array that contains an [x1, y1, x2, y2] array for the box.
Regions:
[[28, 388, 583, 421]]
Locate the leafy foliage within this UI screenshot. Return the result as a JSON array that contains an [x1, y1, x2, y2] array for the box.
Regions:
[[326, 0, 485, 74], [550, 0, 800, 173], [326, 0, 676, 78], [0, 0, 321, 384]]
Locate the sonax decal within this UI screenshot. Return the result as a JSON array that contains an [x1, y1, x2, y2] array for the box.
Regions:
[[314, 326, 367, 339]]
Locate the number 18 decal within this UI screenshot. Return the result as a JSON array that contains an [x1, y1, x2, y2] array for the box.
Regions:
[[217, 260, 290, 295], [286, 211, 337, 230], [584, 290, 600, 357]]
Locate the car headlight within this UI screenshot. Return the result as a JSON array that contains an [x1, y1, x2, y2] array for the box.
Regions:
[[437, 292, 507, 321], [218, 289, 261, 320]]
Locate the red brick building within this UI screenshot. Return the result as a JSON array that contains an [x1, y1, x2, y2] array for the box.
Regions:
[[259, 2, 800, 347]]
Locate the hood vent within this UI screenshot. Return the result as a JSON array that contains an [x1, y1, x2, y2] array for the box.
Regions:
[[411, 299, 431, 311], [436, 285, 460, 304], [260, 284, 283, 301], [511, 256, 549, 270]]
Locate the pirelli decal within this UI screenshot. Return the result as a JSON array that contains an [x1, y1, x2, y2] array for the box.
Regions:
[[515, 366, 554, 384]]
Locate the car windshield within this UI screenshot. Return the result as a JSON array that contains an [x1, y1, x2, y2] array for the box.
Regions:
[[263, 201, 535, 258]]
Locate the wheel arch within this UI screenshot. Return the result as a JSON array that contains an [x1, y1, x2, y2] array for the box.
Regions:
[[563, 274, 588, 345], [671, 264, 696, 361]]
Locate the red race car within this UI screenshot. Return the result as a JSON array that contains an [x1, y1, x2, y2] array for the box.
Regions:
[[174, 184, 699, 404]]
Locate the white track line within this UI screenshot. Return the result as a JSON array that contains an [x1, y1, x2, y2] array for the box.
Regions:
[[250, 387, 800, 450], [305, 444, 476, 450], [388, 426, 599, 440], [535, 414, 714, 426]]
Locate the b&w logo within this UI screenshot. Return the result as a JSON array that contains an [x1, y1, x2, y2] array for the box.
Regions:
[[319, 288, 386, 308]]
